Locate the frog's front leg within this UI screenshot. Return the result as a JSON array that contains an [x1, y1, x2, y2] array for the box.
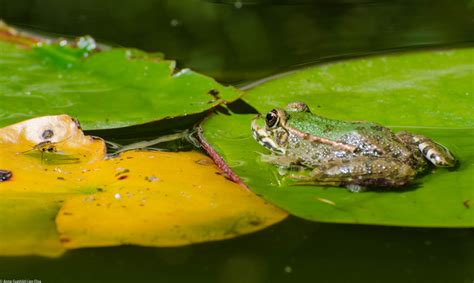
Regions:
[[287, 157, 417, 189], [396, 131, 456, 167], [260, 153, 301, 168]]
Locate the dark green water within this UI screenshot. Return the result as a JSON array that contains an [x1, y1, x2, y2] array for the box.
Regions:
[[1, 0, 473, 83], [0, 1, 473, 282], [1, 218, 473, 283]]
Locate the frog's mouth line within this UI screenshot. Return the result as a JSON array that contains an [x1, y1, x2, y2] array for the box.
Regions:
[[251, 116, 286, 155]]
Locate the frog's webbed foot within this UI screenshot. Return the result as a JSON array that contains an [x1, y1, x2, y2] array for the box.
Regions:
[[396, 132, 456, 167], [287, 157, 417, 190]]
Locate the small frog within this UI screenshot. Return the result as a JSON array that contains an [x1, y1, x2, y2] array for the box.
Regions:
[[251, 102, 456, 190]]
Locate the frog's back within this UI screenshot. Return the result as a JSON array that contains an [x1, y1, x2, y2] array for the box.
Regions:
[[286, 112, 377, 141]]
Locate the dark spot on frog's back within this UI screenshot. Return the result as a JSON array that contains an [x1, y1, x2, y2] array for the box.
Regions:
[[373, 135, 383, 142], [463, 200, 470, 209], [323, 125, 335, 133], [371, 125, 385, 132], [0, 170, 13, 182]]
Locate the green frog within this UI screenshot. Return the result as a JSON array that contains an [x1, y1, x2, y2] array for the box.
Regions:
[[251, 102, 456, 190]]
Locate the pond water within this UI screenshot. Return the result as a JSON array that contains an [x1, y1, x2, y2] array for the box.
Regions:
[[0, 0, 473, 282]]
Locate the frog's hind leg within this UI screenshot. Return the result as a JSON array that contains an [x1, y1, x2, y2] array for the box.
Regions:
[[288, 157, 417, 189], [396, 132, 456, 167]]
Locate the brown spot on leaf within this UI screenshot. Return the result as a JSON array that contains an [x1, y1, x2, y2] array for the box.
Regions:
[[60, 237, 71, 243], [207, 89, 221, 104], [115, 168, 130, 176], [463, 200, 470, 209], [249, 219, 262, 226], [0, 169, 13, 182], [145, 175, 159, 182], [208, 89, 220, 98]]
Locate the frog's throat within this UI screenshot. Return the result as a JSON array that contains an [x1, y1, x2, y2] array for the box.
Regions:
[[285, 127, 357, 153], [251, 117, 286, 155]]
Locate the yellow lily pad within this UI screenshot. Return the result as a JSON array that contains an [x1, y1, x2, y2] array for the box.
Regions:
[[0, 115, 106, 194], [0, 115, 287, 256], [0, 115, 105, 257], [56, 151, 287, 248]]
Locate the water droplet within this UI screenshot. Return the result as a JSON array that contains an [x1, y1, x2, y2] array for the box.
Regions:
[[170, 19, 180, 27], [114, 193, 121, 200], [84, 195, 95, 202], [234, 1, 243, 9]]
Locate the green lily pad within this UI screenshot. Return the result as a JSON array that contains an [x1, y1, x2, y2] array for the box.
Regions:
[[0, 27, 241, 130], [200, 48, 474, 227], [243, 48, 473, 128]]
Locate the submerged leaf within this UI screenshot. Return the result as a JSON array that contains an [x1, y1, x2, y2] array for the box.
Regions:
[[0, 115, 286, 256], [200, 48, 474, 227], [0, 196, 65, 257], [0, 24, 241, 130]]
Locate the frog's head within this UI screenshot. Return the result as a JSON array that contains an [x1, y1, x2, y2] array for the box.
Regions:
[[251, 102, 311, 155]]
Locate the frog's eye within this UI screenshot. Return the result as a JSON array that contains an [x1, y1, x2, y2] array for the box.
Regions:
[[265, 110, 279, 128]]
